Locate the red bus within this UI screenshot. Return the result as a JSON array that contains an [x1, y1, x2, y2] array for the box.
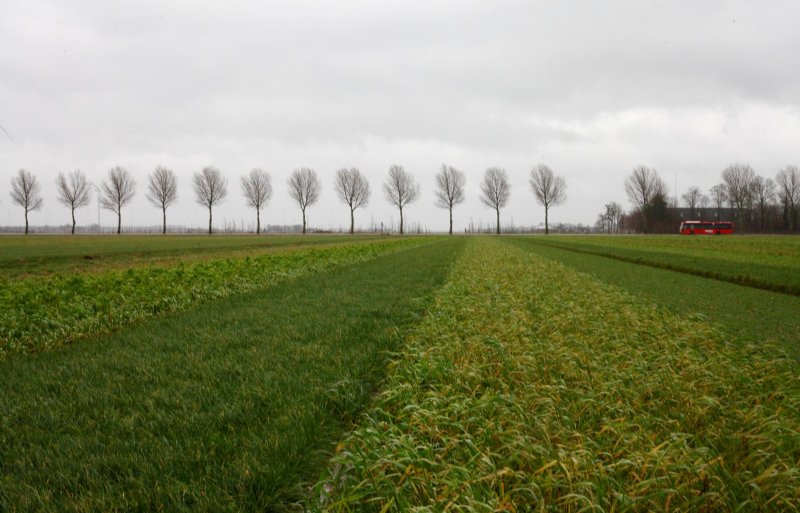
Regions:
[[679, 220, 734, 235]]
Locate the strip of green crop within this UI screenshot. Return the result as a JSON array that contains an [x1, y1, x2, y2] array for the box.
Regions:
[[507, 238, 800, 360], [519, 236, 800, 296], [0, 237, 433, 356], [0, 234, 382, 279], [312, 237, 800, 512]]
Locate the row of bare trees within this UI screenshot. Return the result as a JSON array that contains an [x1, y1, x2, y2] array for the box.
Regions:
[[613, 163, 800, 233], [6, 164, 568, 235]]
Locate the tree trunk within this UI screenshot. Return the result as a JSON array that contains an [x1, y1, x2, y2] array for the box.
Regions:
[[496, 208, 500, 235], [302, 208, 306, 234], [399, 207, 404, 235], [71, 208, 76, 235], [545, 206, 549, 235], [208, 205, 213, 235], [350, 208, 355, 234], [162, 206, 167, 234], [256, 207, 261, 235], [449, 206, 453, 235], [24, 209, 29, 235], [117, 211, 121, 235]]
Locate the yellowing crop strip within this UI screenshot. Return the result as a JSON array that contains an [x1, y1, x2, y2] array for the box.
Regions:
[[314, 237, 800, 512]]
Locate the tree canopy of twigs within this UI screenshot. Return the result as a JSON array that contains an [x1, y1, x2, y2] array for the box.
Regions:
[[193, 166, 228, 235], [241, 168, 272, 234], [530, 164, 567, 235], [146, 167, 178, 234], [479, 167, 511, 234], [383, 164, 419, 235], [334, 167, 370, 234], [10, 169, 44, 235], [56, 169, 92, 235], [434, 164, 466, 235], [100, 166, 136, 235], [287, 168, 321, 234]]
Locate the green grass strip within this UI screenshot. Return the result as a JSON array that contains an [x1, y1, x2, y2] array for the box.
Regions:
[[313, 237, 800, 512], [0, 237, 432, 356], [507, 238, 800, 360], [0, 238, 465, 512], [0, 234, 382, 279], [517, 236, 800, 296]]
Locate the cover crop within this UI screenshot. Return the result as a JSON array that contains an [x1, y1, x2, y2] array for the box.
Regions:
[[314, 238, 800, 511], [0, 237, 431, 356], [523, 235, 800, 295]]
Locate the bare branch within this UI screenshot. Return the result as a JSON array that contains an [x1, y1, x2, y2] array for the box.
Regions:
[[56, 169, 92, 234], [193, 166, 228, 234], [334, 168, 370, 234], [681, 185, 703, 219], [382, 164, 419, 235], [147, 167, 178, 234], [100, 166, 136, 234], [480, 167, 511, 234], [529, 164, 567, 234], [721, 162, 756, 227], [10, 169, 43, 234], [241, 168, 272, 234], [434, 164, 465, 235], [288, 168, 321, 234]]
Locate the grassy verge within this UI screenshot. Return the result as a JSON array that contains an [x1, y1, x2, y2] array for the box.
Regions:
[[0, 237, 431, 356], [0, 234, 382, 279], [314, 237, 800, 511], [509, 238, 800, 359], [520, 235, 800, 295], [0, 238, 465, 512]]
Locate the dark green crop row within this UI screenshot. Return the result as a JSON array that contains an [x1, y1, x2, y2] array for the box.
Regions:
[[518, 235, 800, 296], [313, 238, 800, 512], [0, 237, 431, 356]]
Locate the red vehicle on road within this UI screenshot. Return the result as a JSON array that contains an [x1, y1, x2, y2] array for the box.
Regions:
[[679, 220, 734, 235]]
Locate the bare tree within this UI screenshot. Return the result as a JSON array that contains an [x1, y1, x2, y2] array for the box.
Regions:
[[529, 164, 567, 235], [146, 166, 178, 234], [193, 166, 228, 235], [721, 163, 756, 229], [776, 165, 800, 231], [603, 201, 624, 233], [55, 169, 91, 234], [10, 169, 43, 234], [334, 167, 370, 234], [287, 168, 321, 234], [241, 168, 272, 234], [434, 164, 466, 235], [750, 175, 776, 231], [709, 183, 727, 219], [479, 167, 511, 234], [383, 165, 420, 235], [624, 165, 666, 232], [681, 185, 703, 219], [100, 166, 136, 235]]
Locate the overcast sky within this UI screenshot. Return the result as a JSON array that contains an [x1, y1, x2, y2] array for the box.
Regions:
[[2, 0, 799, 232]]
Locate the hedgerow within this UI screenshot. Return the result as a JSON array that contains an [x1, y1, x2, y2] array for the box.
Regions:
[[313, 238, 800, 512]]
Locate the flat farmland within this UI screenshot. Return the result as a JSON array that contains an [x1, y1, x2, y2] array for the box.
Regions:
[[0, 234, 382, 279], [522, 234, 800, 295], [1, 234, 798, 511]]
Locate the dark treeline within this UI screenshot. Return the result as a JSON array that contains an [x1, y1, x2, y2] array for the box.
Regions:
[[597, 163, 800, 234]]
